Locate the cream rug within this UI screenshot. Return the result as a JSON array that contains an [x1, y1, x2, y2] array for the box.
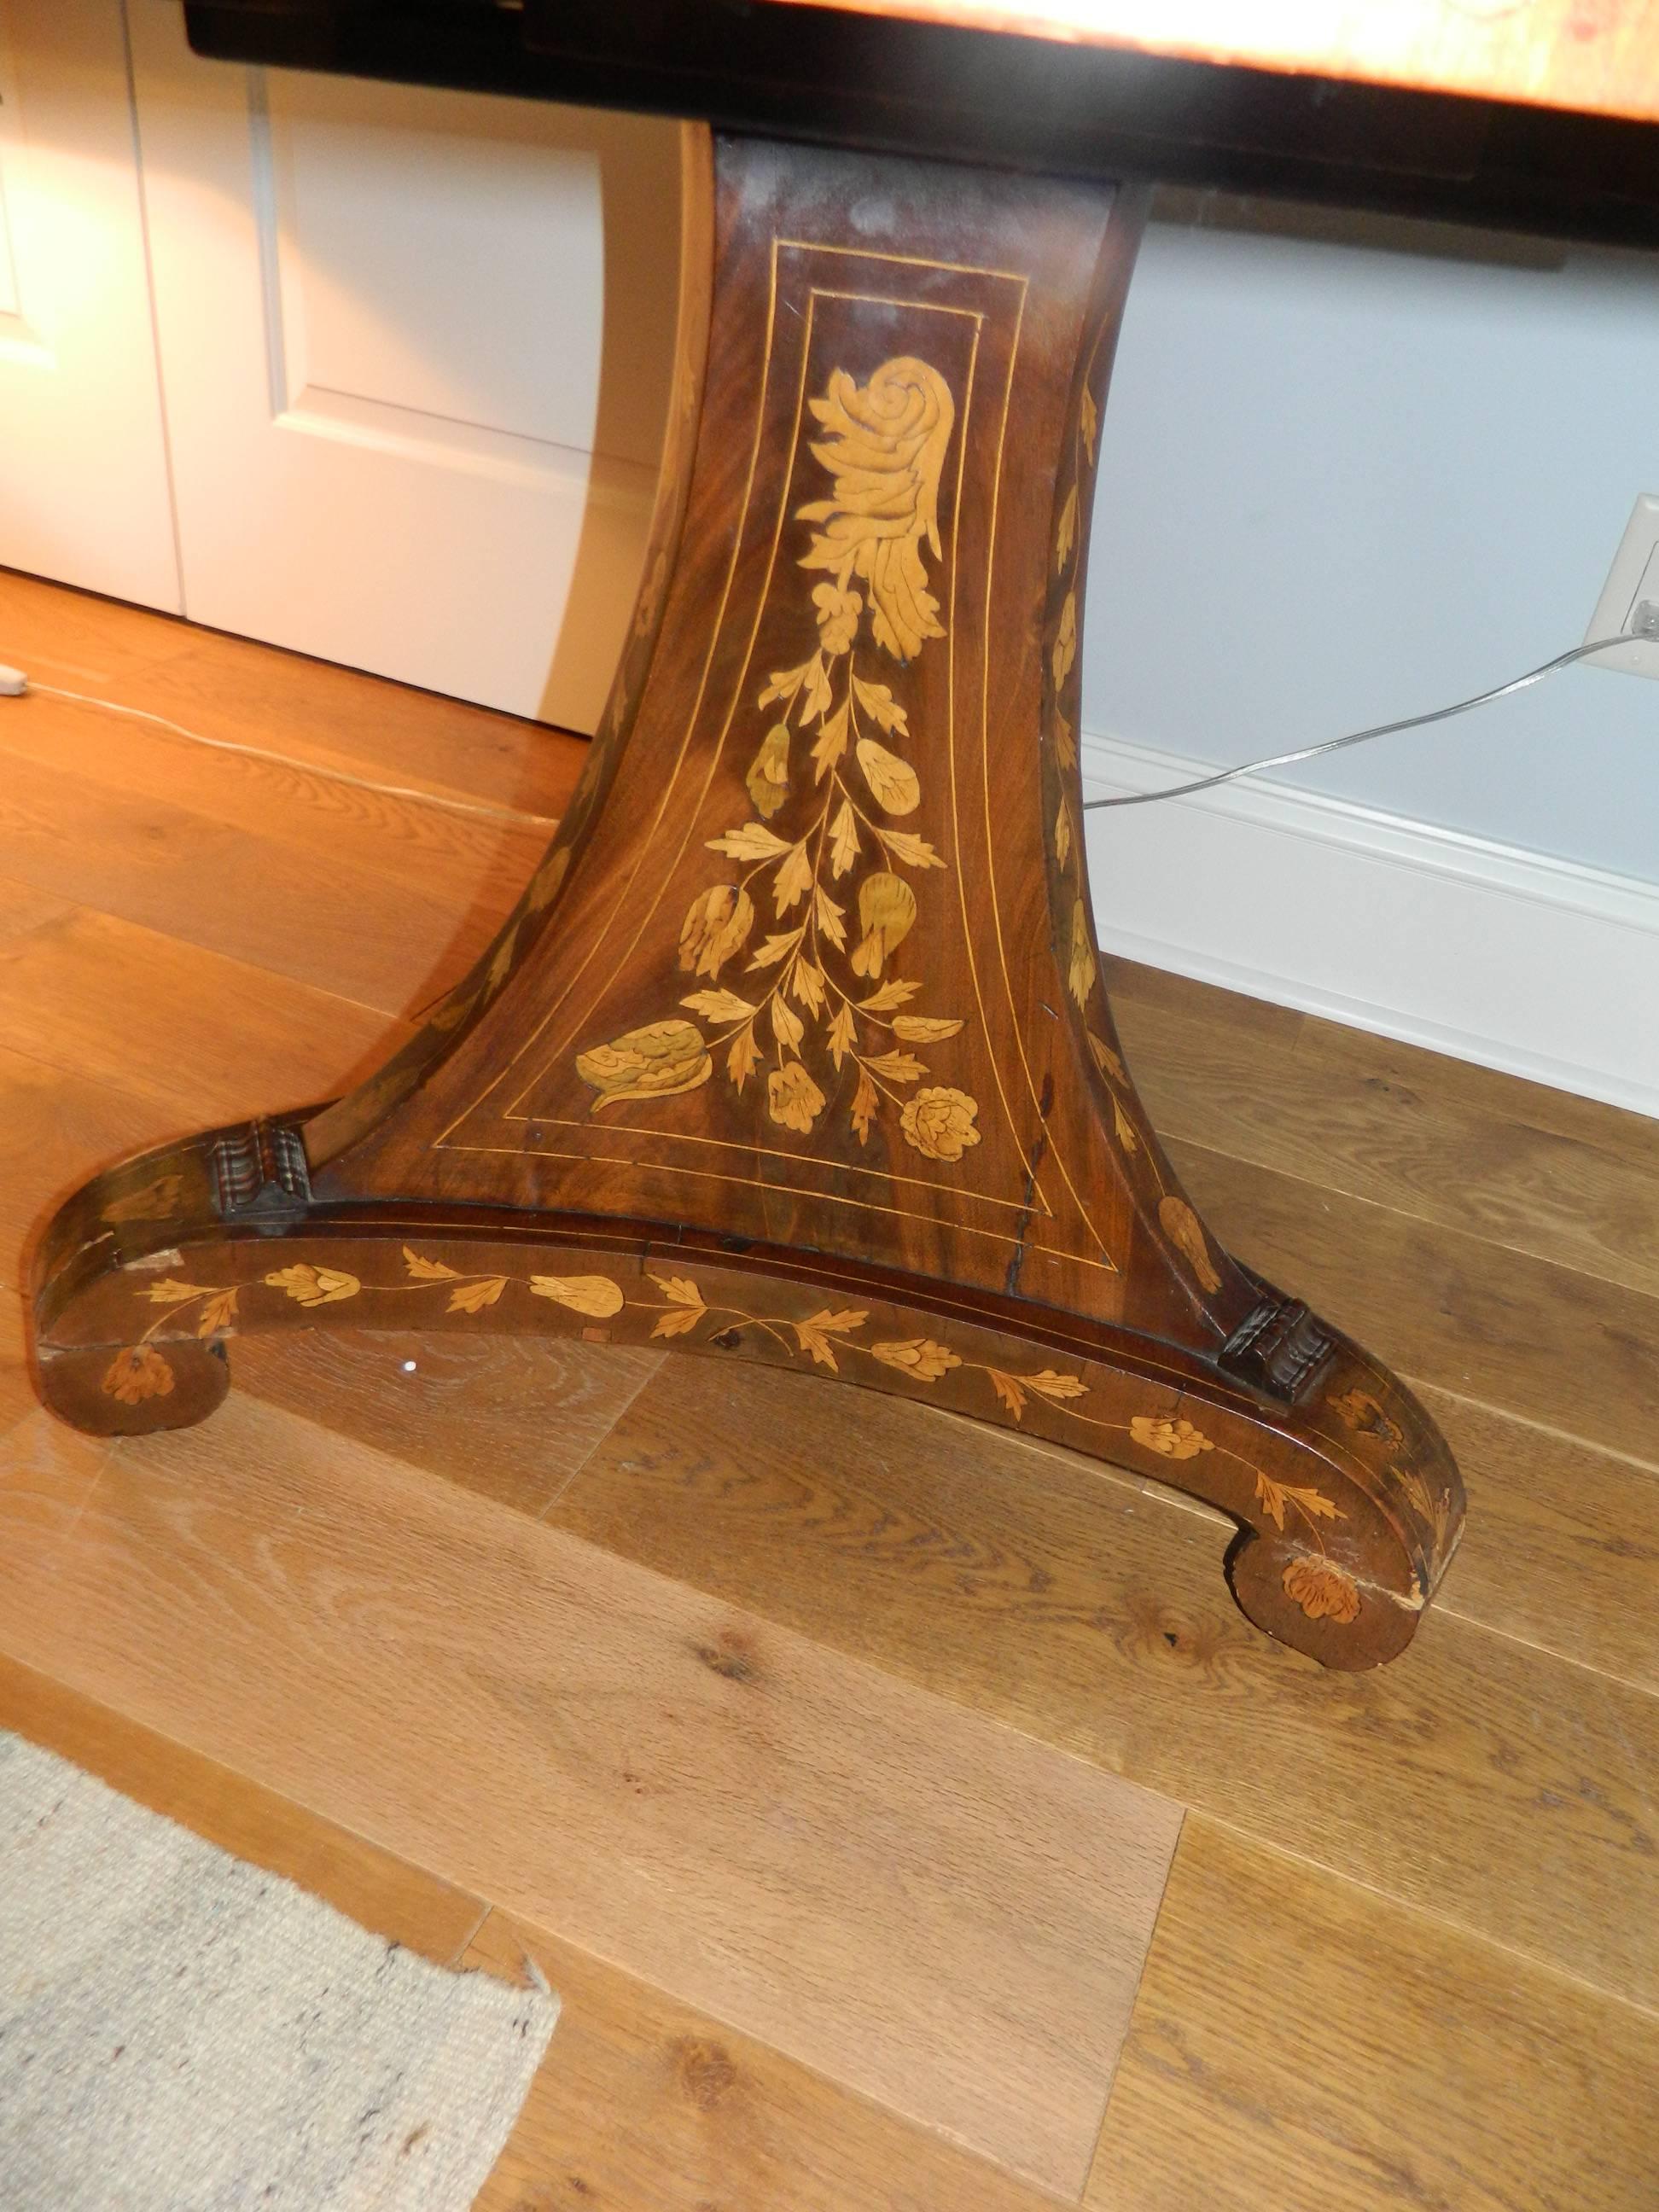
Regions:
[[0, 1731, 557, 2209]]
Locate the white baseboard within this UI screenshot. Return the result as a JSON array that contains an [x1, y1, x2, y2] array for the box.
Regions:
[[1080, 730, 1659, 1121]]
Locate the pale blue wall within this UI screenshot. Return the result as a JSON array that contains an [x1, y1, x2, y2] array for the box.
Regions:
[[1083, 208, 1659, 882]]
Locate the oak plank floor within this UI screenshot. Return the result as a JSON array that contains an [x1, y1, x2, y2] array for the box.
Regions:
[[1087, 1819, 1659, 2212], [0, 888, 408, 1129], [0, 1044, 187, 1294], [0, 567, 579, 818], [0, 708, 547, 1010], [551, 1356, 1657, 2009], [231, 1328, 666, 1522], [0, 578, 1653, 2209], [0, 1394, 1182, 2197], [0, 1645, 1068, 2212], [463, 1910, 1072, 2212], [1109, 960, 1659, 1302], [1166, 1135, 1659, 1468]]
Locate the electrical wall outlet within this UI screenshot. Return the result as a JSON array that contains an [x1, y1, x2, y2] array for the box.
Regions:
[[1585, 493, 1659, 678]]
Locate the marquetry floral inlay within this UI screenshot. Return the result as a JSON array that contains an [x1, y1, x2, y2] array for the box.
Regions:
[[1398, 1465, 1455, 1557], [1329, 1386, 1406, 1452], [102, 1174, 185, 1225], [1281, 1555, 1362, 1626], [102, 1343, 176, 1405], [1254, 1470, 1341, 1534], [1042, 356, 1230, 1307], [1131, 1415, 1214, 1462], [105, 1243, 1357, 1628], [575, 355, 980, 1159], [1157, 1196, 1223, 1295]]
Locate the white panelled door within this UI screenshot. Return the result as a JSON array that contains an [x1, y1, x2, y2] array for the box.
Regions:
[[0, 2, 180, 613], [126, 2, 683, 726]]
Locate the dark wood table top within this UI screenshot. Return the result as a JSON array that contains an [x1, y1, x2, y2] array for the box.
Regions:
[[769, 0, 1659, 126], [184, 0, 1659, 244]]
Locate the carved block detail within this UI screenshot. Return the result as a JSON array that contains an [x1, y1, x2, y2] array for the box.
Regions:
[[1220, 1296, 1337, 1402], [210, 1119, 311, 1231]]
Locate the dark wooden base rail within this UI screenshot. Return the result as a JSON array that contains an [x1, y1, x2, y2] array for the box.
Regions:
[[30, 129, 1463, 1669]]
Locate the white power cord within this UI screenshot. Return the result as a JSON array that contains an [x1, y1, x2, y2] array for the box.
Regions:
[[1082, 635, 1643, 810], [3, 674, 558, 830], [4, 637, 1641, 823]]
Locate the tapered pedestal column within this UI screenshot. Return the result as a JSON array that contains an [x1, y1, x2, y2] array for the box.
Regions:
[[31, 130, 1462, 1668]]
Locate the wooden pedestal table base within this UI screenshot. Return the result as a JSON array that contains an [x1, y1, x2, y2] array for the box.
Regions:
[[31, 131, 1463, 1669]]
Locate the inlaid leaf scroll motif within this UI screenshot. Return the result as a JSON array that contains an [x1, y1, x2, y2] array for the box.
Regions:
[[576, 355, 982, 1161]]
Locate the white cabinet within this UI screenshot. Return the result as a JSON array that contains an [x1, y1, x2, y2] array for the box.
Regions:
[[0, 2, 684, 729], [0, 2, 180, 614]]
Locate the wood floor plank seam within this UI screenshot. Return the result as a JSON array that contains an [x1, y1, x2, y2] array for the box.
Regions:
[[553, 1353, 1657, 2009], [468, 1903, 1088, 2212], [1078, 1804, 1191, 2198], [1198, 1809, 1659, 2027], [486, 1902, 1096, 2207], [1407, 1371, 1659, 1482], [532, 1353, 668, 1526], [1111, 963, 1659, 1302], [1173, 1122, 1659, 1316], [1082, 1814, 1659, 2212], [0, 688, 562, 834], [0, 866, 413, 1031], [445, 1898, 496, 1971], [894, 1376, 1657, 1695], [0, 1389, 1187, 2194], [1423, 1589, 1659, 1697]]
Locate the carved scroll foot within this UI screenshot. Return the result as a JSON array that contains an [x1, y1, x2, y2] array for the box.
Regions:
[[35, 1338, 231, 1440], [1227, 1531, 1421, 1671]]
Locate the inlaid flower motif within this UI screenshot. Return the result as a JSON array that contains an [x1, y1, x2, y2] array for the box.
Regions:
[[577, 1020, 713, 1112], [102, 1344, 175, 1404], [1328, 1386, 1404, 1452], [1068, 898, 1096, 1006], [102, 1173, 184, 1225], [265, 1264, 360, 1308], [678, 884, 755, 977], [1281, 1556, 1362, 1625], [1131, 1414, 1214, 1461], [811, 582, 863, 655], [870, 1336, 962, 1381], [798, 358, 956, 661], [767, 1060, 826, 1134], [1399, 1466, 1453, 1555], [528, 1275, 626, 1318], [900, 1086, 981, 1161], [525, 845, 569, 915], [1052, 591, 1077, 690], [745, 727, 792, 818]]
